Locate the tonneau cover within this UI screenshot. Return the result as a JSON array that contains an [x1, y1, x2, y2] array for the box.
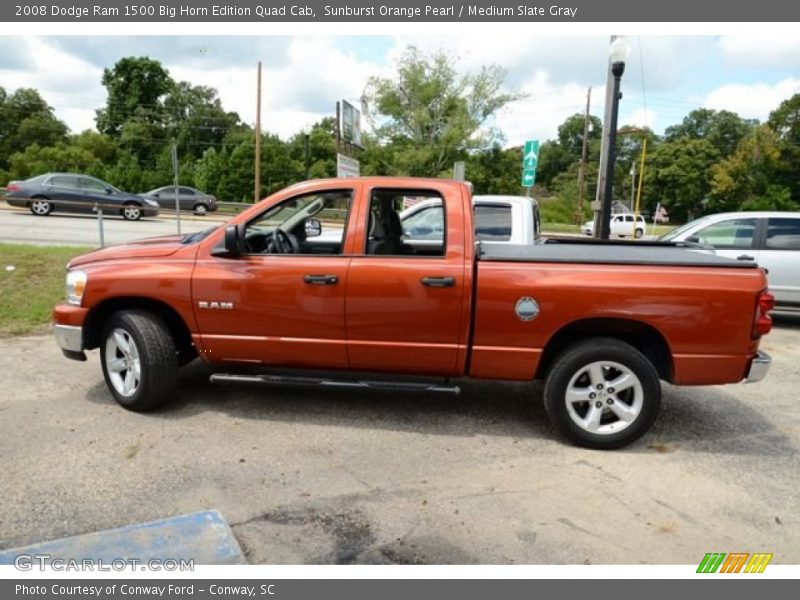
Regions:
[[479, 239, 758, 269]]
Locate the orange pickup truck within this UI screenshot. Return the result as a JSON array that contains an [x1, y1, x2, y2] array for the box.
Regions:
[[53, 177, 774, 449]]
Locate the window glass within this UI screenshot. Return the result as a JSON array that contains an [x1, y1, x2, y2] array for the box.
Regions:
[[766, 218, 800, 250], [243, 190, 352, 255], [50, 176, 77, 188], [78, 177, 107, 192], [368, 190, 445, 257], [694, 218, 757, 248], [179, 187, 195, 195], [474, 204, 512, 241], [403, 206, 444, 240]]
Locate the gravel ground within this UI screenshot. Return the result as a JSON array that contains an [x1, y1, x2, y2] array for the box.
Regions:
[[0, 317, 798, 564]]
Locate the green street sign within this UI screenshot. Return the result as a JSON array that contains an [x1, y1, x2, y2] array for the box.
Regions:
[[522, 139, 539, 169], [521, 168, 536, 187], [521, 139, 539, 187]]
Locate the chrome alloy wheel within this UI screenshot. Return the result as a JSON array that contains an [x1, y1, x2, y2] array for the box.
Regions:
[[564, 360, 644, 435], [104, 328, 141, 397], [31, 199, 51, 215], [123, 205, 142, 220]]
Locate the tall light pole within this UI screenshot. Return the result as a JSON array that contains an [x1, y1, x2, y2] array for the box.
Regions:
[[599, 36, 631, 240], [303, 126, 311, 180]]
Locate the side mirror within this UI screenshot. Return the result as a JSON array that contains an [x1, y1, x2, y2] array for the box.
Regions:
[[687, 235, 700, 244], [153, 193, 160, 198], [211, 225, 244, 257], [304, 218, 322, 238], [105, 187, 114, 195]]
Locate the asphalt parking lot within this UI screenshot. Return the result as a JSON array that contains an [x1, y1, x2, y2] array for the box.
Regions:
[[0, 318, 798, 565]]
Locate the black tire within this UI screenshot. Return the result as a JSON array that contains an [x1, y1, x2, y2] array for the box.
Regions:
[[193, 203, 208, 215], [29, 196, 52, 216], [634, 228, 644, 239], [100, 310, 177, 411], [543, 337, 661, 449], [122, 203, 142, 221]]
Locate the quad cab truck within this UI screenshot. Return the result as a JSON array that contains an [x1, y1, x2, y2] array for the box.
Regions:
[[53, 177, 774, 449]]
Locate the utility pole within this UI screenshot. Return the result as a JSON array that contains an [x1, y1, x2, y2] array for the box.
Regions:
[[171, 139, 181, 235], [593, 35, 617, 238], [254, 61, 262, 203], [576, 86, 592, 223]]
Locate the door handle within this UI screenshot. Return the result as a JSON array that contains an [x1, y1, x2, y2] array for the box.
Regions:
[[303, 274, 339, 285], [737, 255, 755, 261], [421, 276, 455, 288]]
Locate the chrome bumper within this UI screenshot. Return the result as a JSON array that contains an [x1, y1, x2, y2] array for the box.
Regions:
[[54, 324, 83, 353], [745, 350, 771, 383]]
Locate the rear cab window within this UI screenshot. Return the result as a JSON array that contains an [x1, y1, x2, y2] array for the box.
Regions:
[[765, 217, 800, 250], [367, 189, 446, 257], [474, 204, 513, 242]]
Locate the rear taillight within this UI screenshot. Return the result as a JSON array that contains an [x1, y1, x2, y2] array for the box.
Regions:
[[6, 183, 20, 192], [752, 290, 774, 339]]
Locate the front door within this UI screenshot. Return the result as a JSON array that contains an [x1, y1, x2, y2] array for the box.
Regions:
[[192, 189, 355, 369], [345, 186, 471, 376]]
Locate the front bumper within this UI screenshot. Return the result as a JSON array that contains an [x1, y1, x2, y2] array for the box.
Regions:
[[53, 304, 89, 361], [54, 324, 86, 361], [745, 350, 771, 383]]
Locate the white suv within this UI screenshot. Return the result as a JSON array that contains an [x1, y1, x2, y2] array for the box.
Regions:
[[582, 214, 647, 238], [661, 211, 800, 312]]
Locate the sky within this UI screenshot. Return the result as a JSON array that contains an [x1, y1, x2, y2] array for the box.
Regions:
[[1, 34, 799, 147]]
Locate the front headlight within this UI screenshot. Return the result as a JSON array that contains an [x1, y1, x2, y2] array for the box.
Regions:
[[66, 270, 87, 306], [144, 198, 159, 207]]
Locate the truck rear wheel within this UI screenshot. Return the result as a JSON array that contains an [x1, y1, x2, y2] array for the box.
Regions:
[[100, 310, 177, 411], [543, 337, 661, 449]]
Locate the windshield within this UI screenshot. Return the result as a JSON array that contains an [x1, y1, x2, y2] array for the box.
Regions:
[[659, 216, 713, 241]]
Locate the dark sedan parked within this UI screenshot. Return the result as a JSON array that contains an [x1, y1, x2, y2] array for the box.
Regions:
[[5, 173, 160, 221], [143, 186, 218, 215]]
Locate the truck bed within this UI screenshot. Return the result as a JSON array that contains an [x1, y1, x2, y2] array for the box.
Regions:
[[479, 239, 758, 269]]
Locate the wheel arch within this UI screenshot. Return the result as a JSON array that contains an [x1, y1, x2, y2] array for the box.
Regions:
[[83, 297, 196, 364], [535, 317, 674, 383]]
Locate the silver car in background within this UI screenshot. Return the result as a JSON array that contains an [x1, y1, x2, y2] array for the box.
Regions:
[[143, 186, 218, 215], [661, 211, 800, 312]]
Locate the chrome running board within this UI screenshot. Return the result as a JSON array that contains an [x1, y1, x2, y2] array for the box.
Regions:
[[209, 373, 461, 395]]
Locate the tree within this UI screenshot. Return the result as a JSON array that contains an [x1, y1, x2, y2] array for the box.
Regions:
[[557, 113, 602, 156], [767, 93, 800, 203], [709, 125, 785, 212], [665, 108, 756, 158], [465, 144, 523, 195], [8, 143, 102, 181], [0, 87, 68, 169], [165, 82, 240, 160], [643, 138, 720, 221], [365, 46, 521, 176], [96, 57, 173, 137]]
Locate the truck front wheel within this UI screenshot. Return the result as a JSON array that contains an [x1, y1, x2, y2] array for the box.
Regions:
[[100, 311, 177, 411], [543, 338, 661, 449]]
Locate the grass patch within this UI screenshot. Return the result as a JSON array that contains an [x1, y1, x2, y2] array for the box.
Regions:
[[0, 243, 92, 336]]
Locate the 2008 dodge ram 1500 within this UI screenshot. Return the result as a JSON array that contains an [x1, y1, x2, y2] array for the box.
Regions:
[[53, 177, 774, 449]]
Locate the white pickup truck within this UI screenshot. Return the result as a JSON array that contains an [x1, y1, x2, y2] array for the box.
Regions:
[[401, 194, 541, 250]]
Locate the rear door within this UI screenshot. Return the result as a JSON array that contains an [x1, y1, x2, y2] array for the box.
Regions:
[[44, 175, 83, 210], [345, 185, 472, 376], [760, 216, 800, 307]]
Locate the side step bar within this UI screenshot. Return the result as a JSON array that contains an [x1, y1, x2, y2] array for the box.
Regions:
[[209, 373, 461, 395]]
